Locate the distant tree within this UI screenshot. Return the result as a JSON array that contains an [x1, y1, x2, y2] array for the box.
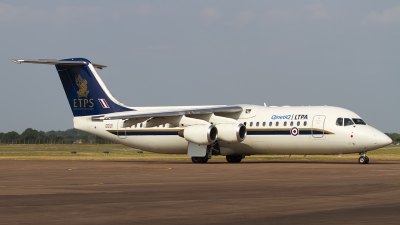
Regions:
[[47, 134, 64, 143], [81, 135, 89, 143], [3, 131, 20, 141], [395, 134, 400, 143], [55, 135, 64, 143], [95, 135, 109, 144], [66, 135, 74, 141], [20, 128, 42, 142]]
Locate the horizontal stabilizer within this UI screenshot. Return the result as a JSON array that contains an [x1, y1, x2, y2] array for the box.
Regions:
[[11, 59, 107, 69]]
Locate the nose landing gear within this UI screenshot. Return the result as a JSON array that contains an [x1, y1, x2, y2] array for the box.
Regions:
[[358, 152, 369, 164]]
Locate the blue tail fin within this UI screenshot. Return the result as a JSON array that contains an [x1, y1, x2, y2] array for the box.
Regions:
[[55, 58, 132, 116]]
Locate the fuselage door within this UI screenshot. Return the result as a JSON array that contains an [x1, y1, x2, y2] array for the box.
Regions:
[[117, 119, 127, 139], [312, 115, 325, 138]]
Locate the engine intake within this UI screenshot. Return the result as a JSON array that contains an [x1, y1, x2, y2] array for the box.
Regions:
[[216, 123, 247, 143], [182, 125, 218, 145]]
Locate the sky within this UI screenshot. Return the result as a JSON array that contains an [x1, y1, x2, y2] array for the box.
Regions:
[[0, 0, 399, 133]]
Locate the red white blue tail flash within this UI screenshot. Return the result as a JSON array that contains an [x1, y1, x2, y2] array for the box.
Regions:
[[98, 98, 110, 108]]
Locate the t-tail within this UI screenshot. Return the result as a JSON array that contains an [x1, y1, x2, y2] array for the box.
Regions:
[[11, 58, 133, 117]]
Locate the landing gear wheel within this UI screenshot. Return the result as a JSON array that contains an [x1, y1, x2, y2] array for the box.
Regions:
[[191, 157, 209, 164], [226, 155, 243, 163], [358, 156, 369, 164]]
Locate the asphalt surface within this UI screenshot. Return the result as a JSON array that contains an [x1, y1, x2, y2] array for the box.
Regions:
[[1, 160, 400, 225]]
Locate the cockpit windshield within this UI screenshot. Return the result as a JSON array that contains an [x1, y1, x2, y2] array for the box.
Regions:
[[336, 117, 367, 126], [352, 118, 367, 125], [344, 118, 354, 126], [336, 118, 343, 126]]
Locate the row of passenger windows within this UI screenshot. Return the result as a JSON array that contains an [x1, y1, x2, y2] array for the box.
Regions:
[[133, 122, 307, 128], [336, 118, 366, 126], [129, 118, 367, 128], [244, 121, 307, 127]]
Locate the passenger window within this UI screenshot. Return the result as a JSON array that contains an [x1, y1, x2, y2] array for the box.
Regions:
[[336, 118, 343, 126], [250, 122, 253, 127], [284, 121, 287, 126], [163, 124, 165, 127], [276, 122, 279, 126], [303, 121, 307, 126], [263, 122, 266, 126], [290, 121, 293, 126], [256, 122, 259, 127], [140, 123, 143, 128], [135, 124, 137, 128], [269, 122, 272, 126], [244, 122, 247, 126], [344, 118, 354, 126], [297, 121, 300, 126]]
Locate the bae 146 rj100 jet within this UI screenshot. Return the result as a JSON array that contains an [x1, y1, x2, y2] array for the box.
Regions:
[[12, 58, 392, 164]]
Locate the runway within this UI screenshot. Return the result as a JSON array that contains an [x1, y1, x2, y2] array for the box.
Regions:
[[1, 160, 400, 224]]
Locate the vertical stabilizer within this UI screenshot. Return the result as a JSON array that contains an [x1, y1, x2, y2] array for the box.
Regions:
[[12, 58, 133, 117]]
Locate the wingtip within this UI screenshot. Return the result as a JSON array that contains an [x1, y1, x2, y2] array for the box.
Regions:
[[10, 59, 21, 64], [92, 63, 107, 69]]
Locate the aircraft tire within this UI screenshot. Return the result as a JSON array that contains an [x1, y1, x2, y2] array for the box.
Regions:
[[226, 155, 243, 163], [191, 157, 208, 163], [358, 156, 369, 164]]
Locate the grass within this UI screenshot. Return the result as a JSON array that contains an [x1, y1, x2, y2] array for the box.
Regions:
[[0, 144, 399, 161]]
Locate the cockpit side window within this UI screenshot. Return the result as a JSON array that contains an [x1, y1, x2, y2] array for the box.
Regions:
[[353, 118, 366, 125], [336, 118, 343, 126], [344, 118, 354, 126]]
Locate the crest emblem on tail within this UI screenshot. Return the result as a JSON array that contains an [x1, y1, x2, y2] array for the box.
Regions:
[[75, 74, 89, 98]]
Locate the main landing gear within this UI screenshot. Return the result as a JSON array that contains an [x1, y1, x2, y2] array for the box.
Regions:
[[226, 155, 244, 163], [191, 156, 209, 163], [191, 155, 245, 163], [358, 152, 369, 164]]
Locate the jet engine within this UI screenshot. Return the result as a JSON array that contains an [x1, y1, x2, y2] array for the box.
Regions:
[[216, 123, 247, 143], [182, 125, 218, 145]]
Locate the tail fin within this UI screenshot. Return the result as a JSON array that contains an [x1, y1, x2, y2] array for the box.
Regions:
[[12, 58, 133, 116]]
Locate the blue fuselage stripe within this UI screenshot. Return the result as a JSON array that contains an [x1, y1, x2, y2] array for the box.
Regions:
[[248, 130, 323, 135], [108, 129, 328, 136]]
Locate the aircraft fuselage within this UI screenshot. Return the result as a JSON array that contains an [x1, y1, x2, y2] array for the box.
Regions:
[[75, 105, 390, 156]]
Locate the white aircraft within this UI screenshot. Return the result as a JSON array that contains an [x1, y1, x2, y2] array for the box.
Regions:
[[12, 58, 392, 164]]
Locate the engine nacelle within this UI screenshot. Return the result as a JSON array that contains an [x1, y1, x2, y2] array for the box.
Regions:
[[216, 123, 247, 143], [182, 125, 218, 145]]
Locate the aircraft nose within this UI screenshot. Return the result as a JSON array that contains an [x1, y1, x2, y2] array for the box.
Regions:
[[375, 133, 392, 147]]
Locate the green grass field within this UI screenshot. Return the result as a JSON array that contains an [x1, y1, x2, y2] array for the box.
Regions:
[[0, 144, 399, 162]]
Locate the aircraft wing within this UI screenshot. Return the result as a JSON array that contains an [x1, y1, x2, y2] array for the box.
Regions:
[[103, 105, 243, 120]]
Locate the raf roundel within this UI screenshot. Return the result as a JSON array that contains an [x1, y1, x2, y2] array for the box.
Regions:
[[290, 127, 299, 136]]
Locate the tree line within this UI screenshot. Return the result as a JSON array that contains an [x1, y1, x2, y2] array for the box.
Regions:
[[0, 128, 115, 144]]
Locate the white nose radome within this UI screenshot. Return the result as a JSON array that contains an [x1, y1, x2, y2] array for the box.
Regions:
[[375, 133, 392, 148]]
